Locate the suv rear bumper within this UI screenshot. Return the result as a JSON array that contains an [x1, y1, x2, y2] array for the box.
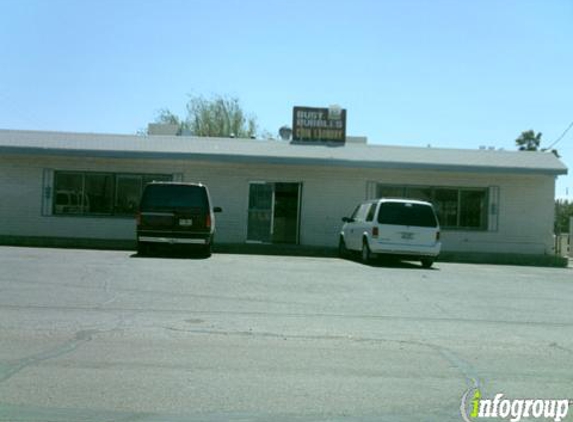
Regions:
[[137, 230, 213, 245], [370, 240, 441, 258], [138, 236, 209, 245]]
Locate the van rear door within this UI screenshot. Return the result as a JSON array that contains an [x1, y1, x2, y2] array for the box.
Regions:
[[376, 202, 438, 249], [139, 185, 209, 233]]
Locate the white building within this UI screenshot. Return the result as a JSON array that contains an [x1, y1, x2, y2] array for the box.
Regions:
[[0, 129, 567, 257]]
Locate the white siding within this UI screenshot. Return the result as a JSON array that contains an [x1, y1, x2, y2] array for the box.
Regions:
[[0, 154, 558, 254]]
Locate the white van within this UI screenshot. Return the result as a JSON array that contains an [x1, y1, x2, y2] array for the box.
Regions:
[[339, 198, 441, 267]]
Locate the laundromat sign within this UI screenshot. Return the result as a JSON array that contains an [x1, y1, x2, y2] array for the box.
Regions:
[[292, 106, 346, 143]]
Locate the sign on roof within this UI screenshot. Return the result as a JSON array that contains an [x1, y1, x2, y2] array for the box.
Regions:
[[292, 106, 346, 144]]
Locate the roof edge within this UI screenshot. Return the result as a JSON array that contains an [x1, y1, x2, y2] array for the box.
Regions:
[[0, 145, 567, 176]]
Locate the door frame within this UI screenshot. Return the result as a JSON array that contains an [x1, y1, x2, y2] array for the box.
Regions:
[[246, 181, 302, 244]]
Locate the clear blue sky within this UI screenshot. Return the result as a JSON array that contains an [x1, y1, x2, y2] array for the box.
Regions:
[[1, 0, 571, 198]]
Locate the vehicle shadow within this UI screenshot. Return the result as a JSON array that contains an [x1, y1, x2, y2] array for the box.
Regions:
[[344, 255, 439, 270], [129, 252, 210, 260], [129, 245, 211, 260], [374, 259, 439, 270]]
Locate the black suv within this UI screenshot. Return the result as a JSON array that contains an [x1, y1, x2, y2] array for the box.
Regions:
[[136, 182, 222, 256]]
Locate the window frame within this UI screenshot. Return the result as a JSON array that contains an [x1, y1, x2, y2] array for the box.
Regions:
[[375, 183, 490, 231], [52, 170, 172, 218]]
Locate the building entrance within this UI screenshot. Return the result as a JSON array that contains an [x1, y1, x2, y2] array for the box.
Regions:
[[247, 182, 301, 244]]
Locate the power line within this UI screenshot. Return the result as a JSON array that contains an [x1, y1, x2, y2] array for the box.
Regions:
[[547, 120, 573, 150]]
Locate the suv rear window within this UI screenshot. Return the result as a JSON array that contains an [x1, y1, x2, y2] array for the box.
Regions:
[[377, 202, 438, 227], [140, 185, 208, 210]]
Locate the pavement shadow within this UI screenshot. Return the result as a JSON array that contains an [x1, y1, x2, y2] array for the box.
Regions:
[[372, 259, 439, 270], [129, 245, 211, 260], [343, 255, 440, 270]]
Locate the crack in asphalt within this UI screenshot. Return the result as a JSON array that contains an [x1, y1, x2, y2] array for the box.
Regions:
[[0, 329, 100, 384], [549, 342, 573, 355], [1, 303, 572, 328], [161, 325, 482, 389]]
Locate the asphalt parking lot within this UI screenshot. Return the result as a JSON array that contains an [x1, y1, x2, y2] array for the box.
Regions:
[[0, 246, 572, 422]]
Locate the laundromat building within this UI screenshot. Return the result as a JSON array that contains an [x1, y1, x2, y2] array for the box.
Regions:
[[0, 128, 567, 258]]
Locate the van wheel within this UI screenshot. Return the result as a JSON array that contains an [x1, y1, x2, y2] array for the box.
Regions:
[[421, 258, 434, 268], [361, 240, 372, 264], [137, 241, 148, 256], [202, 243, 212, 258], [338, 237, 349, 259]]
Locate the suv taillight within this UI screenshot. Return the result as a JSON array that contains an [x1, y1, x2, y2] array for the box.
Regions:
[[206, 213, 211, 229], [372, 226, 379, 238], [436, 231, 440, 241], [136, 212, 141, 226]]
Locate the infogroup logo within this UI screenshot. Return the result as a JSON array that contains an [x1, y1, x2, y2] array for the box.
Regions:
[[461, 388, 570, 422]]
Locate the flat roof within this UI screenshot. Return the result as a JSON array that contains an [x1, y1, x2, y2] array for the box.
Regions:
[[0, 128, 567, 176]]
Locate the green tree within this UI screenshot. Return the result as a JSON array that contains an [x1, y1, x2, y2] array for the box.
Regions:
[[555, 199, 573, 234], [515, 130, 542, 151], [155, 108, 183, 126], [153, 94, 259, 138]]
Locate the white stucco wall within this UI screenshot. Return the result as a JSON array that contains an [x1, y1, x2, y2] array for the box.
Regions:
[[0, 154, 559, 254]]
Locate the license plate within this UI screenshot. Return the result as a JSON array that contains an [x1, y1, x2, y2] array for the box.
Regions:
[[401, 232, 414, 240], [179, 218, 193, 226]]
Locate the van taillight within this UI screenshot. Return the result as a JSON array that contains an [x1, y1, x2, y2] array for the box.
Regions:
[[136, 212, 141, 226], [206, 213, 211, 228], [372, 227, 379, 238], [436, 231, 440, 241]]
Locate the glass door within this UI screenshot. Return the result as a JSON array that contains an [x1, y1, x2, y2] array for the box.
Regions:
[[272, 183, 300, 244], [247, 182, 274, 242], [247, 182, 301, 244]]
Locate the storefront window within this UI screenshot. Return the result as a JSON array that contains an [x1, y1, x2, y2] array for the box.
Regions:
[[434, 189, 459, 228], [53, 172, 85, 214], [114, 175, 142, 215], [459, 190, 487, 229], [84, 174, 113, 214], [405, 187, 433, 202], [375, 184, 489, 230], [53, 171, 171, 216], [376, 185, 404, 198]]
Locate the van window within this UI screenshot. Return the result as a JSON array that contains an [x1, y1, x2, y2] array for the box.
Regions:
[[377, 202, 438, 227], [350, 205, 360, 219], [140, 185, 208, 210], [354, 203, 370, 222], [365, 203, 377, 222]]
